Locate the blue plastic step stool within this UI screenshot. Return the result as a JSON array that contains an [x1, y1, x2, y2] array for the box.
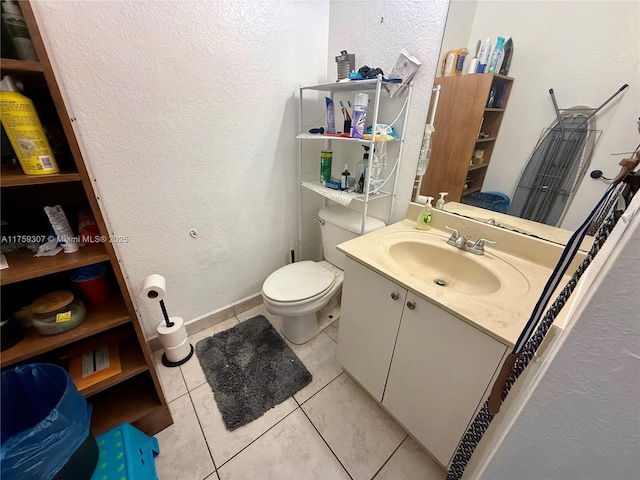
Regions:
[[90, 423, 160, 480]]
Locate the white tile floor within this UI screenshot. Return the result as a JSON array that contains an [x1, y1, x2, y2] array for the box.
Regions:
[[152, 304, 446, 480]]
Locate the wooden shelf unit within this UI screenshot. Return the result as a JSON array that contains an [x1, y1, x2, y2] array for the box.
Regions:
[[0, 57, 43, 73], [1, 244, 110, 286], [1, 169, 82, 186], [1, 295, 130, 367], [0, 0, 171, 436], [89, 373, 170, 437], [421, 73, 513, 202]]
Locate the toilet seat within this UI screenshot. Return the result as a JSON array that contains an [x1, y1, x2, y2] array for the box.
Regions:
[[262, 261, 336, 303]]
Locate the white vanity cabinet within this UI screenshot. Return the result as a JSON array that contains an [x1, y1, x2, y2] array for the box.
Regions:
[[337, 257, 508, 467], [336, 257, 407, 400], [382, 291, 507, 466]]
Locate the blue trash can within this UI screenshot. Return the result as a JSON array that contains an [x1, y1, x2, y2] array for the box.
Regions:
[[461, 191, 510, 214], [1, 364, 97, 480]]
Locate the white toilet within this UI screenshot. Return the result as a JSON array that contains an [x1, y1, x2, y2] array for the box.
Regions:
[[262, 205, 386, 344]]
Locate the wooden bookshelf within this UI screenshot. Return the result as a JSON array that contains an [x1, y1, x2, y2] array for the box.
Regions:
[[0, 0, 171, 436], [421, 73, 513, 202]]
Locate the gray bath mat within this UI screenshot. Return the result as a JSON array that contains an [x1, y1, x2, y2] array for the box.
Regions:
[[195, 315, 312, 431]]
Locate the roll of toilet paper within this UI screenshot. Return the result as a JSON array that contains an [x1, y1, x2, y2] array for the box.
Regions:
[[156, 316, 186, 349], [140, 274, 166, 302], [164, 337, 192, 363]]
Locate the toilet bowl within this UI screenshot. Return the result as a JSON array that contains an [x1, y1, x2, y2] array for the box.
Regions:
[[262, 260, 343, 344], [261, 205, 386, 344]]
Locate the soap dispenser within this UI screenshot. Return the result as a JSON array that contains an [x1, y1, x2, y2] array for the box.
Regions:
[[436, 192, 448, 210], [417, 197, 434, 230]]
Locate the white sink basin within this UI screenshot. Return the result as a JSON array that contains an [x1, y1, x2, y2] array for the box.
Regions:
[[378, 231, 530, 297]]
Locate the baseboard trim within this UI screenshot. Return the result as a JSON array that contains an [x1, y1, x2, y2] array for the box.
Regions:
[[148, 293, 263, 352]]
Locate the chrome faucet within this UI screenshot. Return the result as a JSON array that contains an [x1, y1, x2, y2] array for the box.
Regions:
[[445, 225, 496, 255]]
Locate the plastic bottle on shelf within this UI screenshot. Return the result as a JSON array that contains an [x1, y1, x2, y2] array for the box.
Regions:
[[489, 37, 505, 73], [476, 37, 491, 73], [341, 164, 350, 190], [0, 75, 59, 175]]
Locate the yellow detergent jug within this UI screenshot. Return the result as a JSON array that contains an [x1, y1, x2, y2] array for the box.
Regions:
[[0, 75, 59, 175]]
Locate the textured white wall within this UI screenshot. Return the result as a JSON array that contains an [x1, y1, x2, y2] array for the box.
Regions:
[[478, 193, 640, 479], [464, 0, 639, 230], [32, 0, 330, 336], [32, 0, 449, 338]]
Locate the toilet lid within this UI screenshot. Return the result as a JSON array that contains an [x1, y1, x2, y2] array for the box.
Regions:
[[263, 261, 335, 303]]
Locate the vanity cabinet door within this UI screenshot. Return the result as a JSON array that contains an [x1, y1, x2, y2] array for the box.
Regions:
[[337, 257, 407, 401], [382, 292, 507, 466]]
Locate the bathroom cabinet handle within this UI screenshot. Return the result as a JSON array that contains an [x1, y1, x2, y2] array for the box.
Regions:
[[406, 301, 416, 310], [391, 292, 400, 300]]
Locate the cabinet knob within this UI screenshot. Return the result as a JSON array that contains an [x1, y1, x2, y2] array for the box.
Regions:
[[406, 300, 416, 310], [391, 292, 400, 301]]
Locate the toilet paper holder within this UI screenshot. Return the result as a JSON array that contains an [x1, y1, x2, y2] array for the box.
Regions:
[[140, 274, 194, 368]]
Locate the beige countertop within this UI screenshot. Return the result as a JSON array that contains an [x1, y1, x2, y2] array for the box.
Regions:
[[337, 204, 583, 347]]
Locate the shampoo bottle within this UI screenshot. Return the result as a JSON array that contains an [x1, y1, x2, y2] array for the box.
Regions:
[[417, 197, 434, 230], [476, 37, 491, 73], [0, 75, 59, 175], [489, 36, 505, 73]]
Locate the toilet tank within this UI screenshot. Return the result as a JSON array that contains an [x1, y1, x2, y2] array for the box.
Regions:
[[318, 205, 386, 270]]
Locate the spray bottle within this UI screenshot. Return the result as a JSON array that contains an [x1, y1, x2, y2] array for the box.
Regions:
[[489, 37, 505, 73], [0, 75, 59, 175]]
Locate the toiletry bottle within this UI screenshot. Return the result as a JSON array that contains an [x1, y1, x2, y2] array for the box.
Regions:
[[417, 197, 434, 230], [350, 92, 369, 139], [355, 145, 369, 194], [476, 37, 491, 73], [436, 192, 448, 209], [0, 75, 59, 175], [320, 150, 332, 184], [489, 37, 505, 73], [341, 164, 350, 189], [455, 48, 468, 75]]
